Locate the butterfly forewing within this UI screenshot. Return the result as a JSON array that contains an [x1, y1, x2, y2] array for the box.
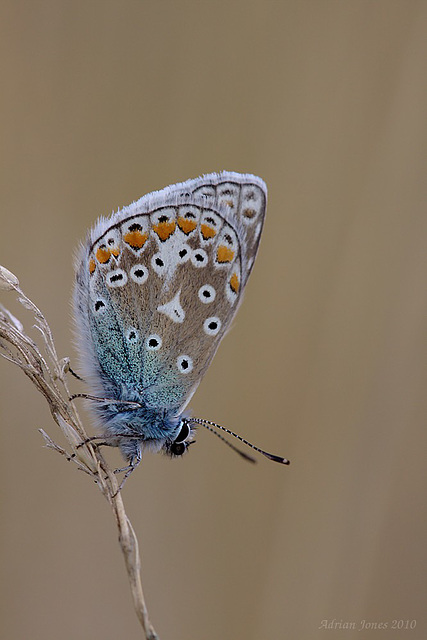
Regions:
[[74, 172, 266, 436]]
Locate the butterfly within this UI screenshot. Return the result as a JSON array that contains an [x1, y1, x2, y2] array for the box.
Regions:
[[73, 172, 289, 475]]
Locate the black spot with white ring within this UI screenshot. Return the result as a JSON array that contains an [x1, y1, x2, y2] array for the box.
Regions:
[[177, 355, 193, 374], [151, 253, 166, 275], [145, 334, 162, 351], [191, 248, 208, 268], [203, 316, 221, 336], [198, 284, 216, 304], [130, 264, 149, 284], [106, 269, 127, 287]]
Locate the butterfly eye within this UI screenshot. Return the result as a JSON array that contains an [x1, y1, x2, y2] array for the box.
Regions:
[[176, 355, 193, 374], [169, 442, 186, 456], [203, 317, 221, 336], [146, 334, 162, 351], [198, 285, 216, 304]]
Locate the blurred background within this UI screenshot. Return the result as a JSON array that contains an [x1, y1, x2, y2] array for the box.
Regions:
[[1, 2, 426, 639]]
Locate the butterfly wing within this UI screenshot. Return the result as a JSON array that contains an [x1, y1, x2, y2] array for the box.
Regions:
[[73, 172, 266, 423], [186, 171, 267, 282], [155, 171, 267, 283]]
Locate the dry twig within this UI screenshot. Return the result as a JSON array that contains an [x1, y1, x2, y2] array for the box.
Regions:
[[0, 265, 158, 640]]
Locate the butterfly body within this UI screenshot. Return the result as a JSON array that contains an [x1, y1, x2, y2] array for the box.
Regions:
[[73, 172, 267, 463]]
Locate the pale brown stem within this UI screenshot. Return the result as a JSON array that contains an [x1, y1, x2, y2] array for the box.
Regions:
[[0, 267, 159, 639]]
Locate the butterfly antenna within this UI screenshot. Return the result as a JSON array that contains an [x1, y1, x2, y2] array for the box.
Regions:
[[191, 418, 290, 465], [196, 421, 257, 463]]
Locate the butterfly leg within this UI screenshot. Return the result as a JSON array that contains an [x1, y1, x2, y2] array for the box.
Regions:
[[60, 357, 85, 382], [68, 436, 116, 466], [68, 366, 85, 381], [113, 447, 142, 494]]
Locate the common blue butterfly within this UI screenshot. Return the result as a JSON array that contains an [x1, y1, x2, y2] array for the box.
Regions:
[[73, 172, 288, 473]]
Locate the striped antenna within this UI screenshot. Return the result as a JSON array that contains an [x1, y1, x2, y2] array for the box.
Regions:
[[190, 418, 290, 465]]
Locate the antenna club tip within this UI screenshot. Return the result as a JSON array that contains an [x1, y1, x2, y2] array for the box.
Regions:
[[276, 457, 290, 465], [264, 453, 291, 465]]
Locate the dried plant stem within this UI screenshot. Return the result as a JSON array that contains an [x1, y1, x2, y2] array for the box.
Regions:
[[0, 266, 158, 640], [113, 492, 157, 638]]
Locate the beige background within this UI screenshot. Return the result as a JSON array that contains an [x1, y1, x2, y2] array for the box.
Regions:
[[1, 2, 426, 639]]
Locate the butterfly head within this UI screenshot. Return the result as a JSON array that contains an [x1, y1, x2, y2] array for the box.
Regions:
[[164, 417, 194, 458]]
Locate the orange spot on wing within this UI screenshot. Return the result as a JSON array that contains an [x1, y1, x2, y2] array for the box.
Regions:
[[89, 258, 96, 274], [110, 247, 120, 257], [230, 272, 239, 293], [153, 221, 176, 241], [177, 217, 197, 234], [123, 230, 148, 249], [201, 224, 216, 240], [216, 245, 235, 263], [96, 246, 111, 264]]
